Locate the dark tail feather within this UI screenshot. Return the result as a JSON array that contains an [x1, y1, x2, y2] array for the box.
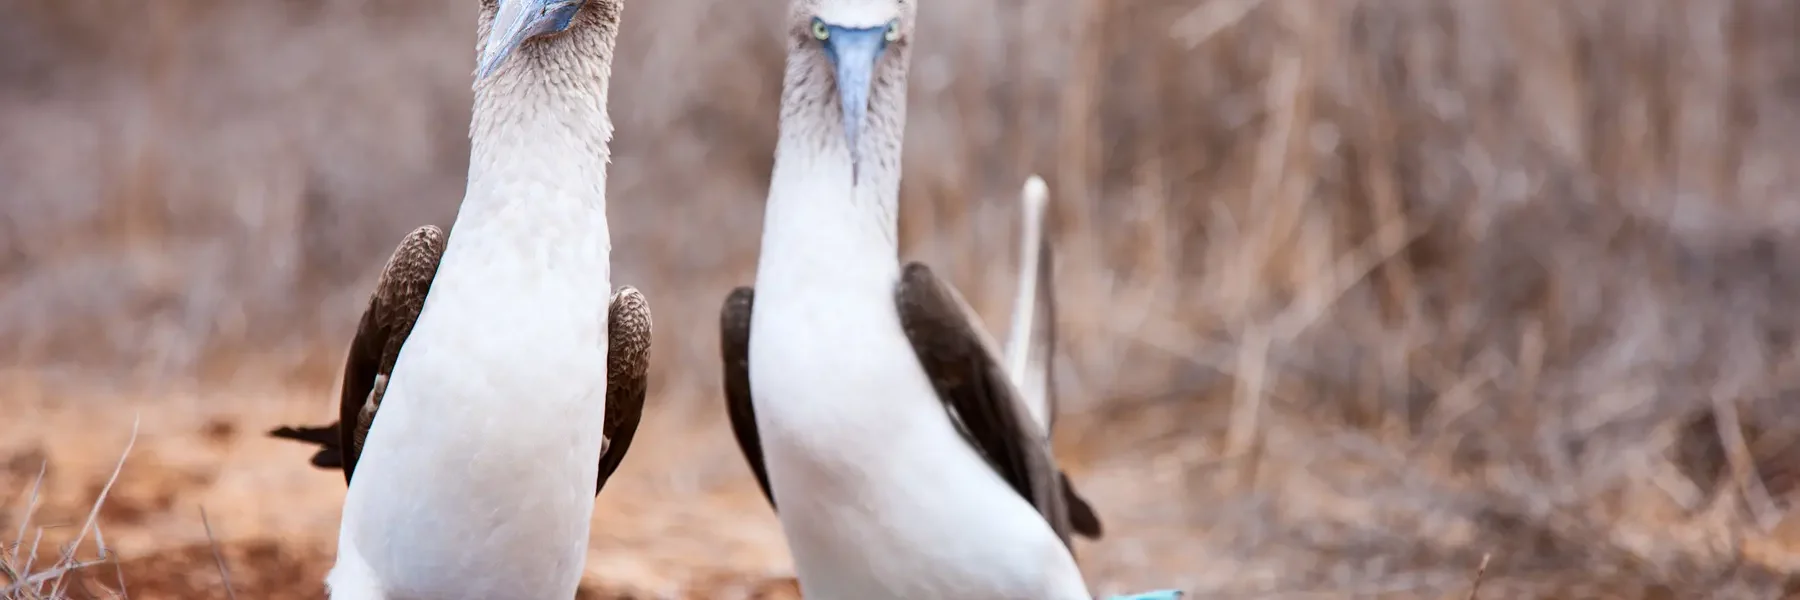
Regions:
[[1062, 476, 1103, 539], [269, 423, 346, 470], [269, 423, 336, 445], [307, 447, 345, 469]]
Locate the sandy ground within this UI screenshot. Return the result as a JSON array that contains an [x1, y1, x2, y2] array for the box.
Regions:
[[0, 372, 1202, 599], [12, 371, 1800, 599]]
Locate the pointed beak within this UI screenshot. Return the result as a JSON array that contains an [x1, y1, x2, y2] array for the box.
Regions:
[[824, 28, 888, 182], [475, 0, 583, 83]]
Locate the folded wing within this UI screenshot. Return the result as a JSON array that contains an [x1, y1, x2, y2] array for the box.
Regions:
[[595, 286, 653, 493], [719, 286, 776, 508], [332, 224, 447, 484], [893, 262, 1102, 547]]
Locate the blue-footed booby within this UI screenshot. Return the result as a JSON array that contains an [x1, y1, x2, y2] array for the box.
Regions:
[[265, 1, 637, 598], [716, 1, 1176, 597]]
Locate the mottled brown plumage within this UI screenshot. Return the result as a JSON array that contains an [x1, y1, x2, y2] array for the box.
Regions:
[[268, 224, 654, 495], [596, 286, 653, 489], [337, 225, 445, 483]]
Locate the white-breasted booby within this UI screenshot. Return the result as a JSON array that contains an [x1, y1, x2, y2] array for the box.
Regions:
[[270, 1, 638, 598], [713, 1, 1186, 597]]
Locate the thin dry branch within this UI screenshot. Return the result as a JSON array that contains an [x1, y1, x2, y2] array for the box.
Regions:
[[1171, 0, 1265, 49], [1710, 395, 1781, 531], [199, 505, 237, 600], [10, 460, 45, 563], [7, 460, 48, 591], [1466, 553, 1491, 600]]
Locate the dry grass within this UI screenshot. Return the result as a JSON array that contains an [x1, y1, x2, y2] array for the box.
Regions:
[[5, 0, 1800, 597], [3, 420, 135, 599]]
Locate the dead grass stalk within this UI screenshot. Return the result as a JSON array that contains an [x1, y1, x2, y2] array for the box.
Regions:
[[2, 418, 137, 599]]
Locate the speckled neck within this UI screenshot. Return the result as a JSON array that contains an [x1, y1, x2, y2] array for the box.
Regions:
[[466, 0, 620, 210]]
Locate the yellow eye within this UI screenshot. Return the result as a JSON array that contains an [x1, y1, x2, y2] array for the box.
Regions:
[[883, 21, 900, 42], [810, 19, 830, 41]]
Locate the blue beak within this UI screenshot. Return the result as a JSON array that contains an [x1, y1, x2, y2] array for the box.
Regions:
[[475, 0, 584, 83], [822, 26, 889, 181], [1105, 590, 1185, 600]]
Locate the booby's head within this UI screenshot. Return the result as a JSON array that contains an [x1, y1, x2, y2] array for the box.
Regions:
[[475, 0, 604, 82], [788, 0, 915, 182]]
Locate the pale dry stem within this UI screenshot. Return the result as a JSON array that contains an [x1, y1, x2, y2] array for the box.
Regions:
[[1466, 553, 1491, 600], [198, 506, 236, 600], [2, 416, 138, 599]]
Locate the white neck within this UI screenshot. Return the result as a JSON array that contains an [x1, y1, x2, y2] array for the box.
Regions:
[[461, 48, 614, 220], [442, 15, 619, 270], [757, 45, 909, 285]]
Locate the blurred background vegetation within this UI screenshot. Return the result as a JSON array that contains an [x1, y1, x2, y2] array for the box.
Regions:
[[5, 0, 1800, 597]]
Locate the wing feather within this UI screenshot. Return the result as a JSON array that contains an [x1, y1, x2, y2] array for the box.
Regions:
[[895, 263, 1102, 546], [595, 286, 653, 494], [720, 286, 776, 509], [266, 225, 445, 484], [335, 225, 446, 483]]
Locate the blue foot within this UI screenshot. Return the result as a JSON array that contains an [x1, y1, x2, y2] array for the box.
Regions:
[[1105, 590, 1184, 600]]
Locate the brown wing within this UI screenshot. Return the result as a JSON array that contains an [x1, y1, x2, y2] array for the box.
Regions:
[[894, 262, 1102, 547], [720, 286, 776, 509], [335, 225, 446, 484], [267, 225, 446, 485], [595, 285, 653, 494]]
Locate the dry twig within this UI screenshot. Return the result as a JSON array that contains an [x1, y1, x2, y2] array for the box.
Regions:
[[1466, 553, 1491, 600], [199, 506, 237, 600]]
